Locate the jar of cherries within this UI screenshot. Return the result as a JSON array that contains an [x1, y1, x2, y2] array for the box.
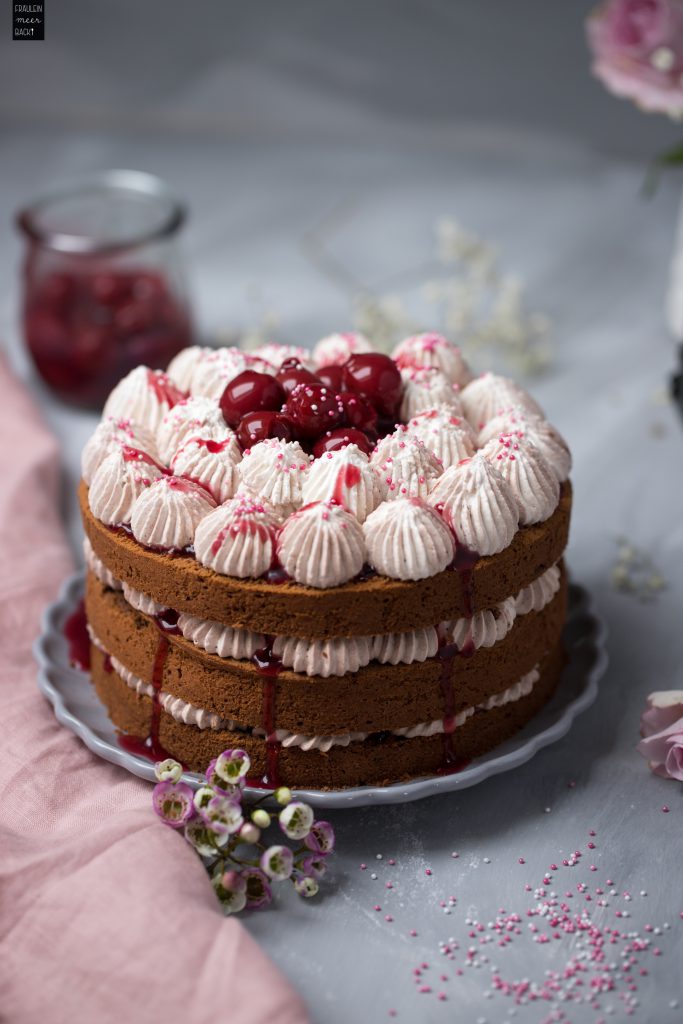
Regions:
[[17, 170, 193, 409]]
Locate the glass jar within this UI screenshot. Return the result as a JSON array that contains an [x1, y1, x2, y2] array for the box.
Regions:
[[17, 169, 194, 409]]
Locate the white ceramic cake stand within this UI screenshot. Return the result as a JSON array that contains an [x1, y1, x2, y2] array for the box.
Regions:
[[34, 573, 607, 809]]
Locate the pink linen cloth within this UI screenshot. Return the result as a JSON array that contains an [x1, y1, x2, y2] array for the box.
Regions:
[[0, 355, 309, 1024]]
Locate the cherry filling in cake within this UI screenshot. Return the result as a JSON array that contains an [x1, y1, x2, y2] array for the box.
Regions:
[[77, 330, 572, 788]]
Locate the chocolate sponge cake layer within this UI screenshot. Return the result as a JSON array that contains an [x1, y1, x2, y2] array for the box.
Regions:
[[85, 567, 567, 737], [91, 641, 565, 789], [80, 479, 571, 638]]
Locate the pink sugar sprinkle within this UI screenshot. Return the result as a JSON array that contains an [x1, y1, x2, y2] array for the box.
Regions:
[[409, 929, 418, 937], [519, 857, 525, 864], [385, 915, 393, 922], [589, 829, 596, 836], [662, 805, 670, 813], [360, 863, 367, 870], [374, 905, 381, 912], [388, 858, 396, 865], [425, 868, 432, 876]]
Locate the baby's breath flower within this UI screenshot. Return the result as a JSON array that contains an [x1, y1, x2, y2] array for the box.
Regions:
[[304, 820, 335, 855], [184, 820, 222, 857], [261, 845, 294, 881], [274, 786, 293, 806], [301, 854, 328, 880], [241, 867, 273, 910], [212, 867, 247, 914], [251, 808, 271, 829], [294, 876, 319, 899], [238, 822, 261, 845], [279, 800, 314, 840], [200, 794, 243, 836], [154, 758, 183, 783], [152, 781, 195, 829], [215, 749, 251, 785]]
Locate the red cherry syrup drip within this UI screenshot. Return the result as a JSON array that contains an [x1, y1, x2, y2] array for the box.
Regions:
[[64, 598, 90, 671], [451, 543, 479, 617], [145, 369, 185, 408], [117, 611, 179, 762], [249, 638, 283, 788], [263, 565, 291, 584], [331, 462, 362, 508], [436, 639, 459, 767]]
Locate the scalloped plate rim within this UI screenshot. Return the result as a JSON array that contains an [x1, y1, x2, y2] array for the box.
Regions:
[[34, 572, 608, 809]]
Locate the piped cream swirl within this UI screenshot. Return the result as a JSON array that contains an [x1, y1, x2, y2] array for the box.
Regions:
[[364, 498, 454, 580], [130, 476, 216, 550], [88, 446, 164, 526], [102, 366, 185, 432], [480, 435, 559, 525], [238, 438, 311, 517], [478, 409, 571, 483], [371, 627, 439, 665], [194, 497, 280, 578], [312, 331, 372, 367], [428, 453, 519, 556], [156, 396, 236, 465], [277, 501, 366, 588], [166, 346, 212, 392], [81, 417, 158, 485], [460, 373, 544, 430], [301, 444, 386, 522], [441, 597, 517, 652], [83, 537, 121, 590], [171, 437, 240, 504], [400, 367, 464, 422], [406, 407, 476, 468], [515, 564, 561, 614], [272, 635, 373, 677], [392, 332, 472, 386], [375, 435, 443, 500], [178, 612, 265, 660]]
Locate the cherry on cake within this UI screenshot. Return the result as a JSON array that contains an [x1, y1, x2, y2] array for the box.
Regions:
[[78, 334, 572, 789]]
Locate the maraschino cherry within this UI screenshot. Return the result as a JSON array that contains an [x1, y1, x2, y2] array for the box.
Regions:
[[283, 382, 343, 438], [338, 390, 378, 432], [219, 370, 285, 427], [312, 427, 374, 457], [236, 411, 294, 449], [316, 364, 345, 391], [342, 353, 403, 418], [276, 359, 319, 396]]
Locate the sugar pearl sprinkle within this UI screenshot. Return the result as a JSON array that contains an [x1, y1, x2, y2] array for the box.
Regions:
[[363, 815, 679, 1021]]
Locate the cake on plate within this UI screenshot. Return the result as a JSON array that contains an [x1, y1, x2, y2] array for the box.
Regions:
[[79, 331, 571, 788]]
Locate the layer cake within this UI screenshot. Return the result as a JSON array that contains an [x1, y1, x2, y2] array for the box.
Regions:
[[78, 332, 572, 788]]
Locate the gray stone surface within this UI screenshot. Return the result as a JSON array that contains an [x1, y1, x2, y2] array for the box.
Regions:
[[2, 6, 682, 1019]]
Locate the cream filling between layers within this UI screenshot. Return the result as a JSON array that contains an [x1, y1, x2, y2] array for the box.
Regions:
[[105, 560, 561, 674], [90, 623, 541, 753]]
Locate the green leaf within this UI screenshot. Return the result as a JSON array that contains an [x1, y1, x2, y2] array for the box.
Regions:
[[643, 140, 683, 197]]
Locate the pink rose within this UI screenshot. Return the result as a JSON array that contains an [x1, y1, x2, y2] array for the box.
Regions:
[[587, 0, 683, 118], [637, 690, 683, 780]]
